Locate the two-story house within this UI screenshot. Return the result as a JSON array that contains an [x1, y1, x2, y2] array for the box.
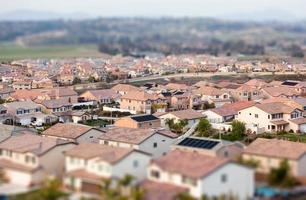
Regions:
[[99, 127, 178, 158], [193, 86, 232, 108], [79, 89, 121, 105], [236, 102, 306, 134], [63, 143, 151, 194], [0, 134, 75, 187], [120, 91, 167, 114], [3, 101, 57, 127], [145, 149, 254, 199]]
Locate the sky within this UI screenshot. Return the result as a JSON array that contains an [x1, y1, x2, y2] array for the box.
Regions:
[[1, 0, 306, 21]]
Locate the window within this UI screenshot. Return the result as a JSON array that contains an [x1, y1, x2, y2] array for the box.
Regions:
[[249, 113, 251, 116], [103, 141, 109, 145], [182, 176, 197, 186], [221, 174, 227, 183], [153, 142, 157, 148], [268, 115, 270, 119], [255, 114, 258, 118], [268, 125, 270, 129], [150, 170, 160, 179], [133, 160, 139, 168]]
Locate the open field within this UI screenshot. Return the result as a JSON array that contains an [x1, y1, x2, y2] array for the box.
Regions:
[[0, 43, 103, 61]]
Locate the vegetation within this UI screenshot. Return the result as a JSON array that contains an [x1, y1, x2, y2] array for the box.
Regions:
[[165, 119, 188, 134], [80, 119, 109, 127], [196, 118, 213, 137], [258, 132, 306, 143], [268, 159, 297, 188], [100, 175, 144, 200], [237, 156, 260, 168], [72, 77, 82, 85], [88, 76, 96, 83], [10, 179, 66, 200]]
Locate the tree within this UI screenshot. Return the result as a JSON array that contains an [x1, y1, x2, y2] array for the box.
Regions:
[[166, 119, 188, 134], [37, 179, 65, 200], [268, 159, 296, 188], [177, 192, 196, 200], [231, 120, 246, 139], [88, 76, 96, 83], [196, 118, 213, 137], [72, 77, 81, 85]]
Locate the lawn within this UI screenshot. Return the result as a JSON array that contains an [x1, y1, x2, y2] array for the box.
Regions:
[[81, 119, 109, 127], [0, 43, 103, 61]]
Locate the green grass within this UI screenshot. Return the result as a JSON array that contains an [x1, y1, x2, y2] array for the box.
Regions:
[[0, 43, 103, 61]]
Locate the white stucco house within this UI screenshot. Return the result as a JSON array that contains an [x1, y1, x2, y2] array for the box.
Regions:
[[0, 134, 76, 187], [99, 127, 179, 158], [146, 149, 254, 199], [63, 143, 151, 194]]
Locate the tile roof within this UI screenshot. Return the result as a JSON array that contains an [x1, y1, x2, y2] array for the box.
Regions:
[[244, 138, 306, 160], [99, 127, 156, 144], [111, 84, 142, 93], [165, 109, 204, 120], [152, 150, 230, 179], [0, 158, 41, 172], [289, 117, 306, 125], [121, 91, 163, 101], [194, 86, 225, 96], [66, 169, 106, 182], [65, 143, 133, 164], [255, 102, 296, 114], [263, 86, 300, 97], [0, 134, 70, 156], [83, 89, 120, 99], [140, 180, 188, 200], [4, 100, 40, 110], [42, 123, 92, 139], [41, 99, 72, 109]]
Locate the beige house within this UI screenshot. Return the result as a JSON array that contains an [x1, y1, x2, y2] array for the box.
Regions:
[[79, 89, 121, 104], [0, 134, 75, 187], [193, 86, 232, 108], [243, 138, 306, 177], [114, 114, 161, 129], [236, 102, 306, 134], [120, 91, 167, 114]]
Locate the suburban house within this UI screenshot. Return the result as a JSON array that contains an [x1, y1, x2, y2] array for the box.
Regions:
[[146, 149, 254, 199], [40, 99, 72, 114], [0, 134, 75, 187], [203, 101, 256, 124], [55, 110, 91, 124], [231, 85, 263, 102], [170, 91, 192, 110], [236, 102, 306, 134], [114, 114, 161, 129], [64, 143, 151, 193], [79, 89, 121, 104], [262, 86, 301, 99], [120, 91, 167, 114], [3, 101, 58, 127], [157, 109, 204, 128], [42, 123, 104, 143], [193, 86, 232, 108], [12, 80, 32, 90], [99, 127, 178, 158], [242, 138, 306, 177], [111, 84, 143, 95]]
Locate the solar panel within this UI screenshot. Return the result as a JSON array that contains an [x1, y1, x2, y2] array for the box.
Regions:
[[131, 115, 158, 122], [178, 138, 219, 150]]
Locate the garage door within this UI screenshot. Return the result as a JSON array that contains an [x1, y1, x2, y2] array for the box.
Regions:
[[81, 182, 101, 194], [300, 124, 306, 133]]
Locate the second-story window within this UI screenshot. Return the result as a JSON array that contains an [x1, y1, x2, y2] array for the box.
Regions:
[[150, 170, 160, 179], [221, 174, 227, 183]]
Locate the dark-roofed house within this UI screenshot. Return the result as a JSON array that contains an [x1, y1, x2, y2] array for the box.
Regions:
[[146, 150, 254, 199], [42, 123, 104, 143], [63, 143, 151, 194], [114, 114, 161, 129], [99, 127, 178, 158], [0, 134, 75, 187]]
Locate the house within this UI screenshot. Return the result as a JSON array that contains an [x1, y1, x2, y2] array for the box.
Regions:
[[262, 86, 301, 99], [173, 137, 245, 159], [203, 101, 256, 124], [193, 86, 232, 108], [44, 87, 78, 104], [170, 91, 192, 110], [243, 138, 306, 177], [12, 80, 32, 90], [42, 123, 104, 143], [232, 85, 263, 101], [40, 99, 72, 114], [79, 89, 121, 104], [55, 110, 91, 124], [63, 143, 151, 193], [0, 124, 38, 143], [158, 109, 204, 128], [146, 149, 254, 199], [3, 101, 57, 127], [0, 134, 75, 187], [245, 79, 268, 89], [114, 114, 161, 129], [236, 102, 306, 134], [120, 91, 167, 114], [111, 84, 143, 95], [99, 127, 178, 158]]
